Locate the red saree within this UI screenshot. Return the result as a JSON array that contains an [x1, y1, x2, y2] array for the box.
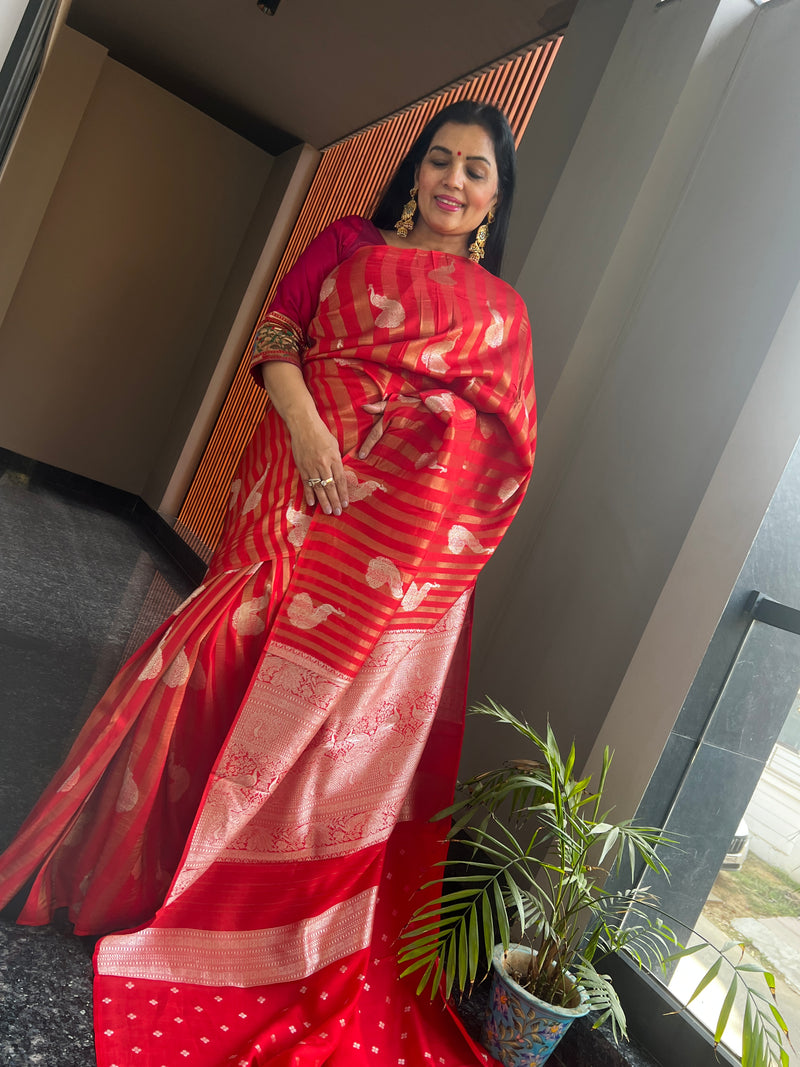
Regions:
[[0, 217, 536, 1066]]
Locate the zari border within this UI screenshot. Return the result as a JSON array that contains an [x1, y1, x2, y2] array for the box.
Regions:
[[95, 887, 377, 987]]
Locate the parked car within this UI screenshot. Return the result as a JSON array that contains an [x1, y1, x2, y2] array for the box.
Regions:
[[722, 818, 750, 870]]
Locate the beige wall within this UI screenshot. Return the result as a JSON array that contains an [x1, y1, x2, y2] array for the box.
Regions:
[[0, 35, 273, 493], [148, 141, 321, 514], [0, 27, 106, 328]]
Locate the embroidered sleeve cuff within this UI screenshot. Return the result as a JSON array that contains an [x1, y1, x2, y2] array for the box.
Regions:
[[250, 313, 305, 380]]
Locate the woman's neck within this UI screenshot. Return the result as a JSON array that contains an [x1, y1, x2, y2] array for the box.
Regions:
[[377, 227, 469, 258]]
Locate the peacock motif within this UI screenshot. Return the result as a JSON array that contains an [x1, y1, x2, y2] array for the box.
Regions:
[[367, 283, 405, 329]]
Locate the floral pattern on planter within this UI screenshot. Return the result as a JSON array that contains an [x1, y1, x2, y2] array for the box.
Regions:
[[481, 946, 589, 1067]]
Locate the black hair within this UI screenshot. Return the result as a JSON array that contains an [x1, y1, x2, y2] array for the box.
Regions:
[[371, 100, 516, 277]]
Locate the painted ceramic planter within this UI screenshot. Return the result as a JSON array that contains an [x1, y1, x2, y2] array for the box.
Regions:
[[481, 945, 590, 1067]]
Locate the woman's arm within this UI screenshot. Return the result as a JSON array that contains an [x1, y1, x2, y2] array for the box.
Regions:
[[260, 361, 349, 516]]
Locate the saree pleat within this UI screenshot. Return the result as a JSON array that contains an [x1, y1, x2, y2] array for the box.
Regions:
[[0, 234, 535, 1066]]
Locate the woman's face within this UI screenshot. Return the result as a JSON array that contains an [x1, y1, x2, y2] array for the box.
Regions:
[[413, 122, 500, 254]]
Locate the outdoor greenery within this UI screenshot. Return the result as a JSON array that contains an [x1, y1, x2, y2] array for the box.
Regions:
[[708, 857, 800, 929], [397, 700, 792, 1067]]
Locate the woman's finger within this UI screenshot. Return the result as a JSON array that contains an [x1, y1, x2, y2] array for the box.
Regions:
[[315, 463, 347, 515], [333, 465, 349, 510]]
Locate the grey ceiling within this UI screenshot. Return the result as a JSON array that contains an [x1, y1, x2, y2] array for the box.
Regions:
[[66, 0, 578, 153]]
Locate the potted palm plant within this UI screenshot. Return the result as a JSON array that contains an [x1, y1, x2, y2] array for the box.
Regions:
[[398, 700, 790, 1067]]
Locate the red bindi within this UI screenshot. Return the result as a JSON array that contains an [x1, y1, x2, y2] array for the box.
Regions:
[[457, 151, 461, 156]]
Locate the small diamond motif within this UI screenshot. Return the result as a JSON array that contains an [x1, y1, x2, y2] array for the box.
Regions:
[[214, 996, 223, 1002], [103, 1030, 114, 1037], [364, 983, 371, 991], [220, 1025, 229, 1032], [372, 1047, 380, 1054], [201, 1038, 210, 1045], [174, 1017, 184, 1024], [181, 1052, 190, 1058], [339, 964, 348, 974], [103, 998, 113, 1004], [353, 1042, 361, 1050], [131, 1048, 142, 1055], [153, 1031, 163, 1038], [299, 985, 307, 994], [378, 1021, 385, 1029], [171, 987, 180, 994], [127, 1014, 137, 1020], [289, 1025, 297, 1034], [194, 1005, 203, 1013], [149, 999, 159, 1006], [319, 992, 328, 1001], [399, 1060, 406, 1065], [125, 982, 135, 989], [257, 996, 266, 1004], [238, 1012, 248, 1019]]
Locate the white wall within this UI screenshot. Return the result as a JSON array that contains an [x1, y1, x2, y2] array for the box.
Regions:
[[465, 0, 800, 820], [0, 0, 29, 70]]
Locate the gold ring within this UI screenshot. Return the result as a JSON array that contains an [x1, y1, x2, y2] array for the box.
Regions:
[[307, 478, 322, 487], [320, 477, 334, 487]]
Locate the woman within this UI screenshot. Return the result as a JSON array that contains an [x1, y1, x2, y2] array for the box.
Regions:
[[0, 100, 536, 1066]]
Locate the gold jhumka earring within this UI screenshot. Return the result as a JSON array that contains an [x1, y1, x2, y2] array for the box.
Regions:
[[468, 208, 495, 262], [394, 186, 418, 237]]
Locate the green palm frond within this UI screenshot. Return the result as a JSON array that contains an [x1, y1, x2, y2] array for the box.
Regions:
[[399, 702, 789, 1066]]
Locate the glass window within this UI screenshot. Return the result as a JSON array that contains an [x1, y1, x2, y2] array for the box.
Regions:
[[611, 437, 800, 1066]]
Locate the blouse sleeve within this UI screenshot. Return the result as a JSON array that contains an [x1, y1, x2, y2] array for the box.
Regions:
[[250, 216, 377, 381]]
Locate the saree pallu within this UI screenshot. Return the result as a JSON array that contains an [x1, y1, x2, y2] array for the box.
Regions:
[[0, 238, 535, 1066]]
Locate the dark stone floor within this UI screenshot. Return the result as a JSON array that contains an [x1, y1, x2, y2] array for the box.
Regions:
[[0, 458, 195, 1066]]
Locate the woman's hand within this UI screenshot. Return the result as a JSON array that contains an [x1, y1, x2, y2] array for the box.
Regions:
[[259, 360, 348, 515], [288, 411, 349, 514], [359, 401, 388, 459]]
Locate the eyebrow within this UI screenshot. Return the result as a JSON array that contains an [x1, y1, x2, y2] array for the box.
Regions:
[[428, 144, 492, 165]]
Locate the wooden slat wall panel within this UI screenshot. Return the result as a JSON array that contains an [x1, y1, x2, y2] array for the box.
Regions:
[[177, 35, 562, 556]]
